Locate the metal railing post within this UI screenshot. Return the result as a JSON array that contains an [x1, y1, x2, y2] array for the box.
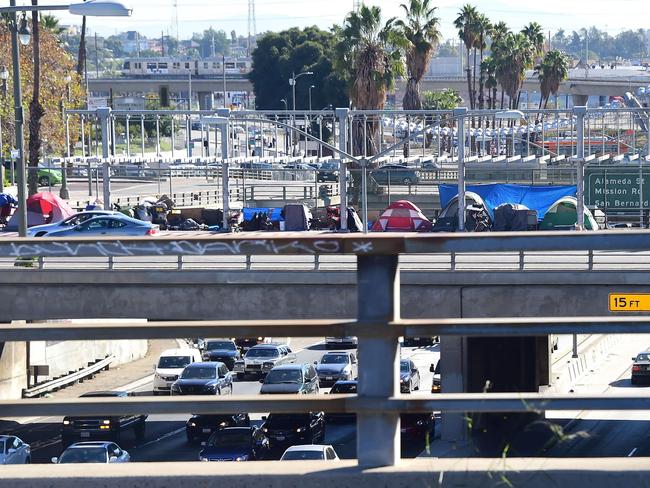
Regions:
[[336, 108, 349, 231], [98, 107, 112, 210], [575, 106, 587, 230], [454, 108, 468, 231], [356, 254, 400, 467]]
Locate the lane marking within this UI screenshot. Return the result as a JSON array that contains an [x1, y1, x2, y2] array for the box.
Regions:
[[132, 427, 186, 450], [628, 447, 638, 457]]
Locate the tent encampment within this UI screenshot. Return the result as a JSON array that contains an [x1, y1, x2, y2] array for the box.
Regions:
[[6, 192, 75, 230], [433, 191, 492, 232], [371, 200, 432, 232], [282, 203, 312, 231], [539, 196, 599, 230]]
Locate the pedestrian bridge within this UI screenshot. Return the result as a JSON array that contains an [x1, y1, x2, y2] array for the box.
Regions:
[[2, 231, 650, 486]]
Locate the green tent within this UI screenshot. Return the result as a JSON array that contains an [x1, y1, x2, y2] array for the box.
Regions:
[[539, 196, 598, 231]]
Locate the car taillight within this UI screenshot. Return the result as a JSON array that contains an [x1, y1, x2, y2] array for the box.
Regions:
[[146, 227, 159, 235], [633, 365, 641, 372]]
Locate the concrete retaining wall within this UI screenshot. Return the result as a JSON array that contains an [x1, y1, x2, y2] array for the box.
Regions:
[[0, 341, 26, 401]]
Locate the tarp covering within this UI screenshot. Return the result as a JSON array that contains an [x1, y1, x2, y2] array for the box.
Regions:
[[242, 207, 283, 222], [372, 200, 432, 232], [6, 192, 75, 230], [439, 184, 576, 221]]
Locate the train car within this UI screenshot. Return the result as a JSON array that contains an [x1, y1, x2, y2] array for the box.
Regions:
[[121, 57, 252, 78]]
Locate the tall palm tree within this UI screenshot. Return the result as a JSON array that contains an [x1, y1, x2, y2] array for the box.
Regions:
[[334, 4, 404, 202], [28, 1, 45, 196], [490, 21, 510, 109], [454, 4, 479, 109], [481, 56, 497, 110], [521, 21, 545, 57], [40, 14, 64, 36], [475, 13, 492, 111], [396, 0, 441, 110], [492, 32, 534, 109], [76, 1, 87, 77], [535, 49, 570, 109], [491, 21, 509, 44]]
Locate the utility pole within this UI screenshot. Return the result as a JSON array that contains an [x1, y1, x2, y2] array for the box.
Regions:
[[94, 32, 99, 78], [222, 53, 227, 108], [161, 30, 165, 56]]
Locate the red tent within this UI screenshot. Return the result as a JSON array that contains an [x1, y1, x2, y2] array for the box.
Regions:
[[6, 192, 75, 230], [371, 200, 432, 232]]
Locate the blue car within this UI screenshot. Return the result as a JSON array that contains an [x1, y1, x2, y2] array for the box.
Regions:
[[171, 362, 233, 396], [198, 427, 268, 461]]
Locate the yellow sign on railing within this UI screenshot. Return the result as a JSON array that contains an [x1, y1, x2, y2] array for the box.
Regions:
[[609, 294, 650, 311]]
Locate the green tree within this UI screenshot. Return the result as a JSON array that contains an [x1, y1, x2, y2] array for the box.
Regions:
[[396, 0, 441, 111], [521, 22, 545, 57], [191, 27, 230, 57], [249, 26, 347, 110], [28, 4, 44, 196], [454, 4, 479, 109], [481, 56, 497, 109], [475, 13, 492, 111], [492, 31, 534, 109], [40, 14, 64, 37], [421, 89, 462, 110], [535, 49, 570, 109]]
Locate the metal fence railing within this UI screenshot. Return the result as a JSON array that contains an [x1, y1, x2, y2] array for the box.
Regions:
[[2, 231, 650, 470]]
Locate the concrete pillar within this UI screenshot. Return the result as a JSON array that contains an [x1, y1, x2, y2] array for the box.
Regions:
[[356, 254, 400, 467], [98, 107, 112, 211], [453, 108, 468, 231], [0, 339, 27, 400], [572, 94, 588, 107], [440, 335, 466, 441], [574, 106, 587, 229]]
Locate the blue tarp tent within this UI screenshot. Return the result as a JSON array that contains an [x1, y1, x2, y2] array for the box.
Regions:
[[438, 184, 576, 221], [242, 207, 283, 222]]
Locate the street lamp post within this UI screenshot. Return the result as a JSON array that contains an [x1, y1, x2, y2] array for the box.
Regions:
[[280, 98, 288, 156], [289, 71, 313, 111], [0, 65, 9, 189], [308, 85, 315, 112], [0, 0, 132, 237], [60, 72, 73, 200]]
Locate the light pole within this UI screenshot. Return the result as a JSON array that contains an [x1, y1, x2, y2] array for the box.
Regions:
[[1, 0, 132, 237], [60, 72, 72, 200], [0, 65, 8, 96], [289, 71, 313, 111], [280, 98, 288, 155], [308, 85, 315, 112], [0, 65, 9, 189]]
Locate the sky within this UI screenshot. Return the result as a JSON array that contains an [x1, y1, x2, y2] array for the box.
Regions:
[[37, 0, 650, 40]]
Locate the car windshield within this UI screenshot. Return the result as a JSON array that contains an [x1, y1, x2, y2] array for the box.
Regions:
[[181, 366, 216, 379], [400, 361, 410, 373], [636, 353, 650, 362], [266, 414, 311, 429], [0, 439, 5, 454], [246, 348, 278, 359], [330, 383, 357, 394], [282, 450, 324, 460], [59, 447, 107, 463], [206, 341, 236, 351], [158, 356, 192, 369], [321, 354, 349, 365], [264, 369, 302, 384], [207, 430, 250, 448]]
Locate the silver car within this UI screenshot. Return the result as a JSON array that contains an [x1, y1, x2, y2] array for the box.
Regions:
[[0, 435, 31, 464], [46, 214, 159, 237], [52, 441, 130, 464], [27, 210, 118, 237]]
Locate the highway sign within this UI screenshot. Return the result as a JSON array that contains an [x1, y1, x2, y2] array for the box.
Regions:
[[609, 293, 650, 311], [585, 167, 650, 209]]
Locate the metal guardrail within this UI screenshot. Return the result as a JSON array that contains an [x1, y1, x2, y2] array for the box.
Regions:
[[22, 355, 114, 398], [2, 231, 650, 469]]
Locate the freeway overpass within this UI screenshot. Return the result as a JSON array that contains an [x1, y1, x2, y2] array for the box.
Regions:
[[89, 68, 650, 108]]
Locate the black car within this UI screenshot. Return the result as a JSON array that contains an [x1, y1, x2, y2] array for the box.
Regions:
[[235, 337, 265, 352], [198, 427, 268, 462], [403, 336, 437, 347], [171, 362, 233, 396], [186, 413, 251, 444], [400, 359, 421, 393], [325, 380, 357, 422], [631, 351, 650, 385], [201, 339, 241, 370], [260, 413, 325, 452], [61, 391, 147, 447], [315, 352, 357, 387], [400, 413, 435, 441], [317, 162, 339, 182], [259, 364, 319, 394]]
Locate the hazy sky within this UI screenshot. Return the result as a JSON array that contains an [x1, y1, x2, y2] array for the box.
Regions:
[[47, 0, 649, 40]]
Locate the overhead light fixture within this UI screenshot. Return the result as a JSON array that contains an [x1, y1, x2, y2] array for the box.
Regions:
[[68, 0, 132, 17], [18, 13, 31, 46]]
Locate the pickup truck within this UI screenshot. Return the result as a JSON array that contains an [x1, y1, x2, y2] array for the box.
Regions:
[[233, 344, 296, 379], [61, 391, 147, 447]]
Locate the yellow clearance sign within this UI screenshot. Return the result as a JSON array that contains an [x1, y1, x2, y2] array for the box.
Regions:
[[609, 294, 650, 311]]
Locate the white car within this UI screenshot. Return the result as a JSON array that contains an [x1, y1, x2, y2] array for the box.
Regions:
[[0, 435, 31, 464], [153, 348, 202, 395], [27, 211, 118, 237], [280, 444, 339, 461]]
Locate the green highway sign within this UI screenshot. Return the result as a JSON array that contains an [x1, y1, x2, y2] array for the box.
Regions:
[[585, 167, 650, 209]]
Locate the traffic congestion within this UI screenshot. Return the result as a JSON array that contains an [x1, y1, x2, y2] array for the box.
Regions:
[[0, 336, 440, 464]]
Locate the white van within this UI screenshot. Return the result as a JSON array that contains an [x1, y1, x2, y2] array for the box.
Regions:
[[153, 348, 202, 395]]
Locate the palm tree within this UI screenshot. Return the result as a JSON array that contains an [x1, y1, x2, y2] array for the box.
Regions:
[[334, 4, 404, 202], [492, 32, 534, 109], [454, 4, 479, 109], [40, 14, 64, 37], [535, 49, 570, 109], [396, 0, 441, 111], [475, 13, 492, 111], [481, 57, 497, 110], [521, 21, 545, 57], [491, 21, 509, 44], [76, 1, 87, 77], [490, 21, 510, 108], [28, 1, 45, 196]]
